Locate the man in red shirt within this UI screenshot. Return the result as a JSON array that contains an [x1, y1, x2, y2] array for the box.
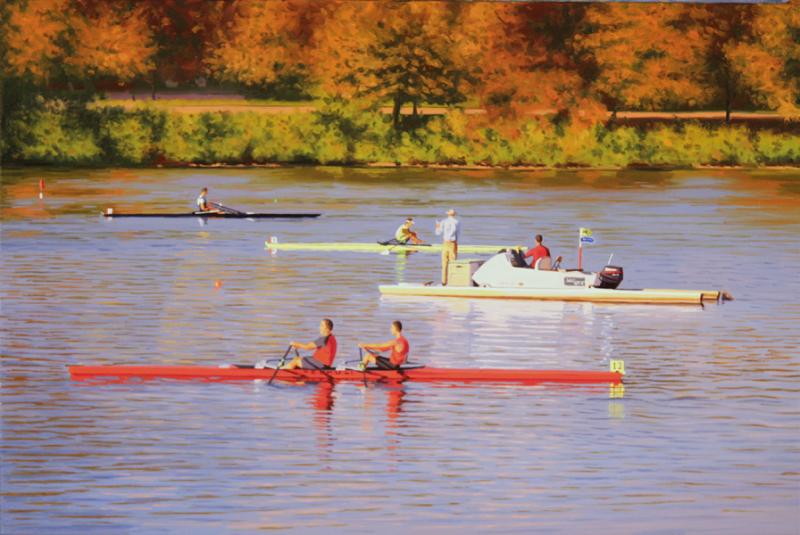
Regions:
[[357, 320, 410, 370], [524, 234, 551, 268], [283, 318, 337, 369]]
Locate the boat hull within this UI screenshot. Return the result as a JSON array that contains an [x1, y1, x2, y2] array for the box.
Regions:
[[379, 283, 722, 305], [104, 213, 321, 219], [265, 242, 508, 254], [68, 365, 622, 385]]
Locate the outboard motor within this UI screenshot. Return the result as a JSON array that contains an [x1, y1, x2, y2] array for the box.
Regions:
[[595, 265, 624, 289]]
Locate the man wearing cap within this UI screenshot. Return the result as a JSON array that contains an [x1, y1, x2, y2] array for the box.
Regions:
[[435, 209, 460, 285], [394, 217, 422, 245]]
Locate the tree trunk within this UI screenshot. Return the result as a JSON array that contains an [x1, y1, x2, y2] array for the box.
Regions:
[[392, 97, 403, 130], [413, 100, 418, 119], [725, 74, 732, 125]]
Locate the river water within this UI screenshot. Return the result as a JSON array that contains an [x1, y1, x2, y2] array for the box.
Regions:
[[1, 167, 798, 533]]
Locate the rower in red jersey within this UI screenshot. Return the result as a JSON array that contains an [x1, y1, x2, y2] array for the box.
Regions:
[[357, 320, 410, 370], [524, 234, 550, 267], [524, 234, 562, 270], [283, 319, 337, 370]]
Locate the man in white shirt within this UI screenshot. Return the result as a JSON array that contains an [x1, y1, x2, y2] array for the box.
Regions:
[[435, 209, 461, 285]]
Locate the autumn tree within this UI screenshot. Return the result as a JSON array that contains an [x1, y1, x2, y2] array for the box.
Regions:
[[462, 3, 601, 124], [132, 0, 238, 97], [315, 2, 471, 129], [578, 4, 708, 116], [66, 4, 156, 96], [721, 0, 800, 119], [206, 0, 328, 99], [4, 0, 70, 82]]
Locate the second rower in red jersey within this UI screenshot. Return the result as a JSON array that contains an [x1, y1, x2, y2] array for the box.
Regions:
[[357, 320, 410, 370]]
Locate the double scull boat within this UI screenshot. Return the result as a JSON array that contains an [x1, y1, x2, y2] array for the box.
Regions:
[[68, 363, 624, 385]]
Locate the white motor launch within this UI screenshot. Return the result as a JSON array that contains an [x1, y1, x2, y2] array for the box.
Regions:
[[470, 251, 623, 290]]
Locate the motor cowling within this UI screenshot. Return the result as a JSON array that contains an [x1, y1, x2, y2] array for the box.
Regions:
[[595, 265, 623, 289]]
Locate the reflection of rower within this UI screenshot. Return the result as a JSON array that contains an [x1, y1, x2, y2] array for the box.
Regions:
[[195, 187, 222, 213], [283, 319, 338, 370], [357, 320, 410, 370]]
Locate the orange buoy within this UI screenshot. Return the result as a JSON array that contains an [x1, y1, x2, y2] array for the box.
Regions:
[[214, 280, 223, 289]]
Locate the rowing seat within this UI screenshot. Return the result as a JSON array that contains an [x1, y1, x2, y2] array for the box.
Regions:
[[533, 255, 562, 271], [534, 256, 553, 270]]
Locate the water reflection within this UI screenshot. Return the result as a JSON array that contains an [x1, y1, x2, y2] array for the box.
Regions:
[[2, 167, 799, 533]]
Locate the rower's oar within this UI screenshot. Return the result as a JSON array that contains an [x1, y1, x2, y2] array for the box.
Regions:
[[301, 351, 334, 384], [209, 201, 245, 215], [267, 345, 294, 385]]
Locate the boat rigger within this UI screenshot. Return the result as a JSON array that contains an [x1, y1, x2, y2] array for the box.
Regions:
[[264, 240, 508, 254], [68, 363, 624, 385]]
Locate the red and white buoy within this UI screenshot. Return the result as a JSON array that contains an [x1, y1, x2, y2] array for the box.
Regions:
[[39, 178, 45, 199]]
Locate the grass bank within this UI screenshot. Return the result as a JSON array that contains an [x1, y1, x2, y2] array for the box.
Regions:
[[3, 100, 799, 168]]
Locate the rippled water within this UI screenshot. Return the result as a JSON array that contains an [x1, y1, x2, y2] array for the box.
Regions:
[[2, 167, 799, 533]]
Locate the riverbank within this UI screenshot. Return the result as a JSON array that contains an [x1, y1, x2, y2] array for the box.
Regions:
[[3, 102, 799, 168]]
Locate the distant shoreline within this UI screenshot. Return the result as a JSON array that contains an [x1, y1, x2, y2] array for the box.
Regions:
[[6, 162, 799, 171]]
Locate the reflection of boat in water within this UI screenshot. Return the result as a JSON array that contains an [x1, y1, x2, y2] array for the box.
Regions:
[[380, 252, 731, 305], [69, 362, 623, 385], [383, 293, 577, 322]]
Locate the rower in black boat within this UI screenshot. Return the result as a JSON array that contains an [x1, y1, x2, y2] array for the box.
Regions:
[[195, 187, 221, 213]]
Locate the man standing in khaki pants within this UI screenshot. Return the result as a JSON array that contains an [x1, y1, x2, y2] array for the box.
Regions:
[[435, 209, 461, 285]]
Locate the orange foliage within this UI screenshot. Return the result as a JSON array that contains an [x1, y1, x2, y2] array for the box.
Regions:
[[313, 1, 471, 119], [5, 0, 70, 81], [66, 4, 156, 82], [3, 0, 798, 119], [463, 3, 598, 123], [207, 0, 329, 86], [580, 4, 708, 112], [725, 0, 800, 117]]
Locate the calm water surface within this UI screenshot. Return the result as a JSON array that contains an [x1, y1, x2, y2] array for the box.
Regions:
[[1, 167, 799, 533]]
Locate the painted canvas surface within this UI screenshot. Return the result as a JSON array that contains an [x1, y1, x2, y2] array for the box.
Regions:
[[1, 1, 799, 533]]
